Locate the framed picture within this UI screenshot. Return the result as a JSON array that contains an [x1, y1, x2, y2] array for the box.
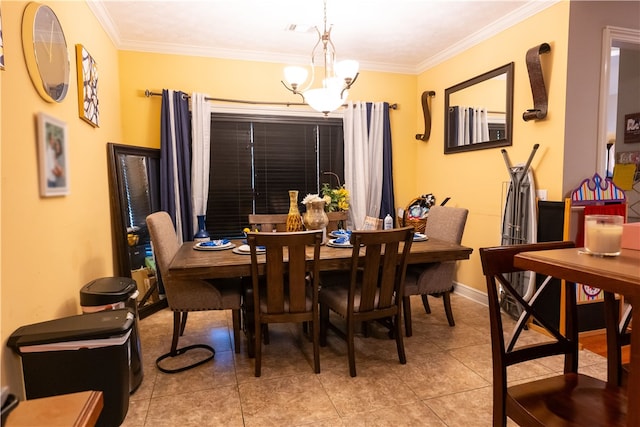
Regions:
[[624, 112, 640, 144], [76, 44, 99, 126], [0, 8, 5, 70], [37, 112, 69, 196]]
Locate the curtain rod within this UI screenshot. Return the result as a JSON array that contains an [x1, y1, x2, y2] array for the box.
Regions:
[[144, 90, 398, 110]]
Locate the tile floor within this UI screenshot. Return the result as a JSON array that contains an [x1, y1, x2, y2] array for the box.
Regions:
[[121, 293, 608, 426]]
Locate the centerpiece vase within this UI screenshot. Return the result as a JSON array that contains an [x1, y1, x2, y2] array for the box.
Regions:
[[286, 190, 304, 232], [303, 200, 329, 243]]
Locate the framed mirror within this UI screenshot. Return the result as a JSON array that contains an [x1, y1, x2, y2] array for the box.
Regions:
[[444, 62, 514, 154], [107, 143, 167, 319]]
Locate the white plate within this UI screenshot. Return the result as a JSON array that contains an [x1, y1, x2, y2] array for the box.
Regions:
[[233, 244, 266, 255], [327, 239, 353, 248], [232, 247, 266, 255], [413, 233, 429, 242], [193, 241, 235, 251]]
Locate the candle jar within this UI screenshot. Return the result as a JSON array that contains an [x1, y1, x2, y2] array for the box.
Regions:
[[584, 215, 624, 256]]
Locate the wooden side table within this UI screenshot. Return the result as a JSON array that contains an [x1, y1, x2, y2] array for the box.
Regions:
[[5, 390, 103, 427]]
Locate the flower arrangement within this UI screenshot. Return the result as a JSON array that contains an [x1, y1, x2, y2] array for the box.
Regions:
[[321, 183, 350, 212], [301, 184, 349, 213]]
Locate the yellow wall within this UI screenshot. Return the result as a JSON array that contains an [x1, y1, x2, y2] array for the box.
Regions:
[[117, 52, 418, 206], [1, 1, 122, 392], [416, 2, 570, 293]]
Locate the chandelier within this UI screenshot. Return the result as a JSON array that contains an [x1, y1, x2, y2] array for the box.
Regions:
[[281, 0, 359, 115]]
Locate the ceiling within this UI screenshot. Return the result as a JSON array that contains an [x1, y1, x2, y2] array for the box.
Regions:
[[87, 0, 557, 74]]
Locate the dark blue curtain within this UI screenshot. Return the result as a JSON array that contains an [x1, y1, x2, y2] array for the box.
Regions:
[[379, 103, 395, 220], [160, 90, 193, 242], [365, 102, 395, 221]]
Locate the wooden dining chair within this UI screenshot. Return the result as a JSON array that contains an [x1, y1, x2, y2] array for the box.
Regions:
[[479, 241, 627, 427], [146, 211, 242, 373], [319, 226, 414, 377], [402, 206, 468, 335], [248, 213, 288, 232], [247, 229, 323, 377]]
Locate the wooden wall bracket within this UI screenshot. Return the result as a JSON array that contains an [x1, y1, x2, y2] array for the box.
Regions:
[[523, 43, 551, 121], [415, 90, 436, 141]]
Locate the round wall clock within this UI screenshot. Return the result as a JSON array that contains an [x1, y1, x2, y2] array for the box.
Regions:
[[22, 2, 70, 103]]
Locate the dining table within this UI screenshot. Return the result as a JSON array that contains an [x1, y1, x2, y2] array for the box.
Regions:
[[168, 235, 472, 359], [514, 247, 640, 426], [168, 236, 474, 281]]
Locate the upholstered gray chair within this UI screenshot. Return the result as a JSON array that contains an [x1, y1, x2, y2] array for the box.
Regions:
[[146, 211, 242, 373], [403, 205, 468, 336]]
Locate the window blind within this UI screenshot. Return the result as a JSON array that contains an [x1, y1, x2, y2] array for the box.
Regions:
[[205, 114, 343, 238]]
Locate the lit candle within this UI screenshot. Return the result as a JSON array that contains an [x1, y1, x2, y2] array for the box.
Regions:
[[584, 215, 624, 256]]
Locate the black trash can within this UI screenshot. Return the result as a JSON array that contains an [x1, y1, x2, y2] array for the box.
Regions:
[[80, 277, 143, 393], [7, 309, 134, 427]]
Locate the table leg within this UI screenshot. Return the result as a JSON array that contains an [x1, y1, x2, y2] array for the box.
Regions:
[[603, 291, 621, 385], [628, 296, 638, 427]]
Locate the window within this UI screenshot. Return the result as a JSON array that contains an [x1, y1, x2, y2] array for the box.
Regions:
[[205, 114, 344, 238]]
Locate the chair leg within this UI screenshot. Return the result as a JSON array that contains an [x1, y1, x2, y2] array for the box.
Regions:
[[403, 295, 413, 337], [232, 309, 241, 354], [347, 317, 357, 377], [312, 318, 320, 374], [442, 291, 455, 326], [395, 313, 407, 365], [421, 295, 431, 314], [320, 303, 329, 346], [254, 319, 262, 377]]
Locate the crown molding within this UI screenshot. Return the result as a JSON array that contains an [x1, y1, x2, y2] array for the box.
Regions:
[[88, 0, 559, 75]]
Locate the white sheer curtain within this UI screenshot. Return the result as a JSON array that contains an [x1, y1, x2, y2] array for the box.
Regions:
[[190, 92, 211, 234], [343, 101, 385, 230]]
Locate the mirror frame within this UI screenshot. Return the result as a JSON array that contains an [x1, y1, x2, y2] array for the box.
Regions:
[[596, 26, 640, 176], [107, 142, 167, 319], [444, 62, 514, 154]]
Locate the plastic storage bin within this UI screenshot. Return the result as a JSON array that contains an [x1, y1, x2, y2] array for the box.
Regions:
[[80, 277, 143, 393], [7, 309, 134, 427]]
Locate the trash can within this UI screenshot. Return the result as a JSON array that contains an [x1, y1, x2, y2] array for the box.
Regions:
[[7, 309, 134, 427], [80, 277, 143, 393]]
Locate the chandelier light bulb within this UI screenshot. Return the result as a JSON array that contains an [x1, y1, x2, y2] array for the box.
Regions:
[[304, 87, 345, 115], [284, 66, 309, 91], [335, 60, 359, 82]]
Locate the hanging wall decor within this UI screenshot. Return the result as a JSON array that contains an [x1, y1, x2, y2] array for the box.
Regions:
[[76, 44, 99, 127], [523, 42, 551, 121], [0, 8, 5, 70], [37, 112, 70, 197]]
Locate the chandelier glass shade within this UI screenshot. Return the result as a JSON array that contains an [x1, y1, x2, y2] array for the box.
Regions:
[[282, 0, 359, 115]]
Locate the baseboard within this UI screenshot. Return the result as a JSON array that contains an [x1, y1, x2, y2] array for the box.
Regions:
[[452, 281, 488, 306]]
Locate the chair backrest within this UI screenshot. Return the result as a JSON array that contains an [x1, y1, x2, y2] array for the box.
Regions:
[[425, 206, 468, 243], [479, 241, 578, 411], [146, 211, 180, 281], [361, 215, 383, 230], [348, 227, 414, 314], [248, 214, 288, 232], [247, 230, 323, 316]]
